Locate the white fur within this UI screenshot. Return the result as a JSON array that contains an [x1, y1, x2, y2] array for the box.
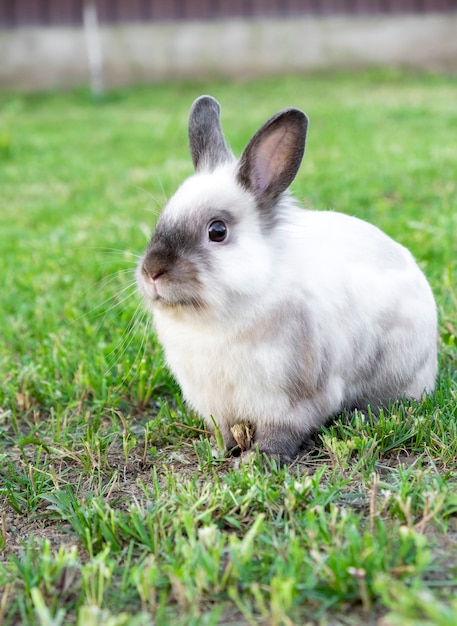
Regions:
[[137, 101, 437, 457], [138, 167, 437, 430]]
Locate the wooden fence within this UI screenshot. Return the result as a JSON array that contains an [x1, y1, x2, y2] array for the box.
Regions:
[[1, 0, 456, 28]]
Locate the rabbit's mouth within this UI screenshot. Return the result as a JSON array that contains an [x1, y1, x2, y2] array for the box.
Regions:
[[138, 274, 170, 306], [137, 263, 207, 311]]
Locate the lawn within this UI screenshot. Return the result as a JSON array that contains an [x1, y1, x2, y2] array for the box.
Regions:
[[0, 69, 456, 625]]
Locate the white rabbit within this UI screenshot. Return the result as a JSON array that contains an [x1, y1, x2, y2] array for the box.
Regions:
[[136, 95, 437, 464]]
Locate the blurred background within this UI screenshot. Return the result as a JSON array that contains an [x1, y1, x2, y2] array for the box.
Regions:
[[1, 0, 456, 93]]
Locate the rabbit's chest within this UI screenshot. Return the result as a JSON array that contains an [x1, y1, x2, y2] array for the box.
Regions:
[[154, 313, 291, 421]]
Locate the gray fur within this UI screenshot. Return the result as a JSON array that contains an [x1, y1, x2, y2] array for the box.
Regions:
[[188, 96, 233, 172], [141, 206, 238, 308], [253, 422, 311, 465]]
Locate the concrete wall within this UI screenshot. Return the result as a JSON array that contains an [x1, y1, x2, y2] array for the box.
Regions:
[[1, 14, 456, 91]]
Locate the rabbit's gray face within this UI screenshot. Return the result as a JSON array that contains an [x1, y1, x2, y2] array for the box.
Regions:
[[139, 225, 209, 310], [139, 230, 207, 308], [137, 172, 246, 311], [137, 167, 278, 315], [137, 95, 308, 316]]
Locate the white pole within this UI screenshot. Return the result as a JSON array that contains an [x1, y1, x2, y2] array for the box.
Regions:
[[83, 1, 104, 97]]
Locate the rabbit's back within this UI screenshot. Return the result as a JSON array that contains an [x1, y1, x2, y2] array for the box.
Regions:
[[283, 208, 437, 404]]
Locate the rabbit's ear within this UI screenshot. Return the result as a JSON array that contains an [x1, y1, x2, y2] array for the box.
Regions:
[[189, 95, 232, 172], [237, 108, 308, 209]]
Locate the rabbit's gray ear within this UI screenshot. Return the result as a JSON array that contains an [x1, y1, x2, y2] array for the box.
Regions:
[[237, 108, 308, 210], [189, 96, 232, 172]]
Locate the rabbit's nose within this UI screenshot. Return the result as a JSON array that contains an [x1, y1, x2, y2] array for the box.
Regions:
[[142, 260, 166, 282], [151, 270, 165, 281]]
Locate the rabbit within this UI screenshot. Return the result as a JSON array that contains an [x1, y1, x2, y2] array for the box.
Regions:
[[136, 95, 438, 464]]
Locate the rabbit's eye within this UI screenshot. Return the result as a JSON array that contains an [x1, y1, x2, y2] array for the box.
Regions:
[[208, 220, 227, 242]]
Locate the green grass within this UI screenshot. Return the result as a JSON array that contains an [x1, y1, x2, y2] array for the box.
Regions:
[[0, 69, 456, 625]]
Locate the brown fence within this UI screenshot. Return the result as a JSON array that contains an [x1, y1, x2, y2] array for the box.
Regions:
[[0, 0, 456, 28]]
